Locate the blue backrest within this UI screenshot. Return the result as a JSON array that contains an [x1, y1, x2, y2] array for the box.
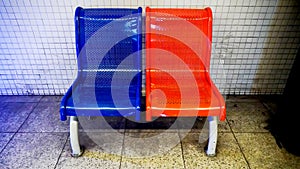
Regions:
[[74, 7, 142, 113], [75, 7, 142, 71]]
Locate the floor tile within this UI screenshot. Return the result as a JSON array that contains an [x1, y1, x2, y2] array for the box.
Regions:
[[226, 101, 267, 116], [0, 102, 37, 132], [0, 133, 14, 152], [78, 116, 126, 132], [177, 117, 231, 133], [0, 133, 67, 169], [181, 132, 249, 169], [259, 95, 282, 114], [1, 96, 42, 102], [0, 96, 8, 102], [19, 102, 69, 132], [56, 132, 122, 169], [121, 145, 184, 169], [235, 133, 300, 169], [40, 95, 63, 102], [0, 95, 296, 169], [121, 131, 184, 168], [226, 101, 270, 132], [19, 102, 127, 132], [226, 95, 260, 102], [125, 117, 178, 133]]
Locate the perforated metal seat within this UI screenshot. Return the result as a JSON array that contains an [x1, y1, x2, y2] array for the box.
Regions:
[[60, 7, 142, 156], [145, 7, 225, 156]]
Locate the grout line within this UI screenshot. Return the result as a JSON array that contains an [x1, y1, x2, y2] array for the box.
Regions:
[[226, 118, 252, 169], [0, 132, 17, 155], [15, 102, 40, 133], [0, 101, 39, 155], [38, 96, 43, 102], [119, 120, 127, 169], [180, 135, 187, 169], [54, 133, 70, 169]]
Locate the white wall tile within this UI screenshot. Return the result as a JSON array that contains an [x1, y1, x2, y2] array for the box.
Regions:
[[0, 0, 299, 95]]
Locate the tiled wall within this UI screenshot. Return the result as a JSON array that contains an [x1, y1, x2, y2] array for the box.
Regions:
[[0, 0, 299, 95]]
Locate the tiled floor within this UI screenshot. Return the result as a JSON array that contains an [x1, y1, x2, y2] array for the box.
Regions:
[[0, 95, 299, 169]]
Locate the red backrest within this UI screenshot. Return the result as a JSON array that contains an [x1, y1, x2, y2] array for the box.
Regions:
[[146, 7, 213, 71]]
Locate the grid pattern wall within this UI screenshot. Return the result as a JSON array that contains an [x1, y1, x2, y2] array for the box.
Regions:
[[0, 0, 299, 95]]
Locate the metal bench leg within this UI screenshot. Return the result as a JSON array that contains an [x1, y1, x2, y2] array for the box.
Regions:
[[205, 116, 218, 156], [70, 116, 83, 157]]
